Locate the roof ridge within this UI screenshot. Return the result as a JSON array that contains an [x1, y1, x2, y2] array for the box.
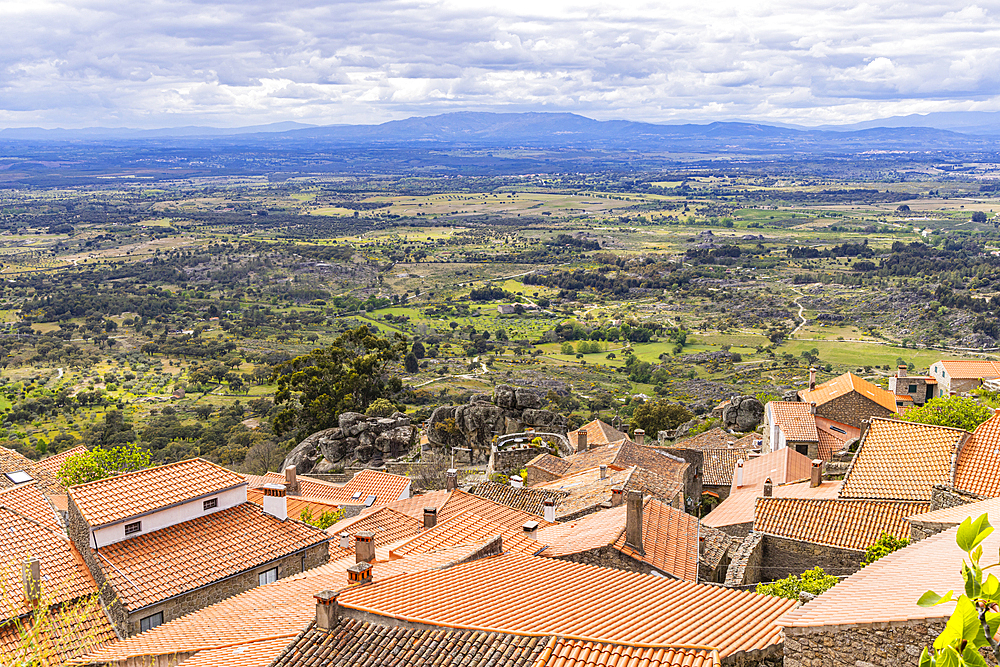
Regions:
[[867, 415, 972, 434], [68, 457, 242, 492]]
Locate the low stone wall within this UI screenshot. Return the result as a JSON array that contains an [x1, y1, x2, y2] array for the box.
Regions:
[[783, 618, 949, 667], [724, 531, 764, 587], [759, 534, 862, 581], [525, 466, 562, 488], [930, 484, 982, 512], [554, 545, 658, 577], [715, 522, 753, 539], [488, 447, 548, 476]]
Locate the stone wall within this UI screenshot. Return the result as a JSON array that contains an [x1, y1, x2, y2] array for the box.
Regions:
[[930, 484, 982, 512], [724, 531, 764, 587], [126, 543, 329, 635], [783, 618, 950, 667], [816, 392, 895, 429], [554, 545, 659, 577], [715, 521, 753, 539], [525, 465, 562, 488], [662, 448, 704, 502], [67, 496, 129, 637], [702, 483, 732, 503], [759, 534, 862, 581], [489, 447, 551, 476]]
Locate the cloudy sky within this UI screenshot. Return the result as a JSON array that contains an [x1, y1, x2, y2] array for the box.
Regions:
[[2, 0, 999, 129]]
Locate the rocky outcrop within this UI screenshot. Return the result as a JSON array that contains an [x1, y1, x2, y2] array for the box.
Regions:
[[282, 412, 416, 474], [426, 385, 567, 464], [720, 396, 765, 432]]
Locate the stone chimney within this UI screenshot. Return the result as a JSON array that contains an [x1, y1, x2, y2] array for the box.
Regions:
[[599, 464, 607, 480], [577, 430, 588, 453], [810, 460, 823, 488], [634, 429, 645, 446], [347, 561, 372, 585], [315, 590, 339, 630], [355, 531, 375, 563], [625, 490, 644, 553], [735, 460, 744, 488], [22, 558, 40, 604], [543, 498, 556, 523], [262, 484, 287, 521], [898, 365, 907, 379], [446, 469, 458, 492], [284, 466, 300, 496], [339, 531, 350, 550], [522, 520, 539, 539], [809, 402, 817, 415], [809, 367, 817, 391], [611, 486, 624, 507], [423, 507, 437, 529], [763, 477, 773, 498]]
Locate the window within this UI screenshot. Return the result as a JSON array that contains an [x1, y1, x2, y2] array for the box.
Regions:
[[908, 384, 918, 394], [4, 471, 32, 484], [258, 567, 278, 586], [203, 498, 218, 511], [140, 612, 163, 632], [124, 521, 142, 536], [830, 426, 847, 434]]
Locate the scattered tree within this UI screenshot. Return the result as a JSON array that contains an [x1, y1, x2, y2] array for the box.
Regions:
[[903, 396, 994, 432], [631, 400, 693, 437], [58, 443, 151, 487]]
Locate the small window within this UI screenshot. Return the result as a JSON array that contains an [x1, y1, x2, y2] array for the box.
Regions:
[[203, 498, 218, 511], [830, 426, 847, 434], [140, 612, 163, 633], [258, 567, 278, 586], [4, 471, 32, 484], [908, 384, 918, 394], [124, 521, 142, 536]]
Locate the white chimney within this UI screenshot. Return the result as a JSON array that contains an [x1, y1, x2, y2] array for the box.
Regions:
[[339, 531, 350, 550], [510, 475, 524, 489], [523, 520, 539, 539], [543, 499, 556, 523], [262, 484, 287, 521], [735, 460, 744, 488]]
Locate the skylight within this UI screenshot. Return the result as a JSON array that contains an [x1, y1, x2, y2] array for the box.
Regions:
[[4, 471, 33, 484]]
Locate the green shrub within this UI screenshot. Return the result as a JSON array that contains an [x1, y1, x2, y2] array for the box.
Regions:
[[756, 567, 839, 600], [861, 532, 909, 567]]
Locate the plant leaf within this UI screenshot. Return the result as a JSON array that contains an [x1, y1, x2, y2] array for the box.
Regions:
[[920, 590, 955, 607], [957, 515, 993, 553]]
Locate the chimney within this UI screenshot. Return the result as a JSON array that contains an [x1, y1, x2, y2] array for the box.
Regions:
[[314, 590, 339, 630], [284, 466, 300, 496], [355, 531, 375, 563], [809, 402, 816, 415], [634, 429, 645, 446], [510, 475, 524, 489], [763, 477, 773, 498], [522, 520, 539, 539], [809, 367, 817, 391], [599, 464, 607, 480], [625, 490, 644, 553], [577, 430, 588, 453], [735, 460, 744, 488], [22, 558, 40, 604], [611, 486, 624, 507], [898, 365, 907, 379], [543, 498, 556, 523], [423, 507, 437, 529], [347, 561, 372, 585], [810, 459, 823, 488], [339, 531, 350, 550], [262, 484, 287, 521], [446, 469, 458, 492]]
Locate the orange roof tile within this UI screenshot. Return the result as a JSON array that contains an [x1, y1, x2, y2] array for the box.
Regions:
[[248, 469, 411, 508], [247, 488, 344, 522], [336, 552, 796, 657], [626, 466, 685, 504], [559, 443, 625, 476], [526, 452, 573, 477], [355, 489, 453, 520], [753, 497, 928, 551], [952, 411, 1000, 497], [612, 440, 689, 482], [907, 496, 1000, 527], [767, 402, 818, 441], [839, 417, 969, 501], [470, 481, 568, 517], [0, 446, 63, 496], [172, 637, 294, 667], [673, 428, 744, 450], [534, 466, 634, 518], [536, 504, 629, 557], [69, 458, 246, 527], [0, 594, 117, 666], [702, 480, 842, 530], [438, 489, 557, 528], [732, 447, 814, 493], [35, 445, 88, 477], [937, 359, 1000, 380], [568, 419, 628, 448], [541, 638, 720, 667], [324, 506, 423, 559], [95, 503, 328, 611], [390, 510, 541, 558], [798, 372, 900, 414], [702, 448, 754, 486]]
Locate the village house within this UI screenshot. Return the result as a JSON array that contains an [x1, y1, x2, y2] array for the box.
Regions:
[[928, 359, 1000, 397], [762, 400, 859, 460], [245, 467, 412, 519], [888, 364, 936, 405], [795, 369, 899, 429]]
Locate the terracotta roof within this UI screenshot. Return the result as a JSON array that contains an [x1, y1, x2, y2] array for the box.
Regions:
[[780, 519, 999, 629], [95, 503, 329, 611], [0, 446, 63, 495], [247, 488, 344, 523], [814, 417, 859, 460], [357, 490, 453, 521], [71, 547, 493, 666], [69, 458, 246, 527], [936, 359, 1000, 380], [952, 411, 1000, 497], [626, 465, 685, 504], [35, 445, 89, 477], [753, 497, 928, 551], [172, 637, 294, 667], [732, 447, 814, 493], [568, 419, 628, 448], [437, 489, 558, 528], [0, 595, 117, 666], [390, 510, 541, 558], [798, 372, 899, 414], [702, 448, 754, 486], [247, 469, 411, 508], [534, 466, 634, 518], [336, 552, 796, 657], [702, 480, 842, 530], [767, 402, 818, 441], [673, 428, 745, 450], [613, 439, 688, 481], [839, 417, 969, 501], [700, 525, 735, 571], [324, 506, 422, 559], [541, 637, 720, 667], [559, 443, 625, 476], [526, 452, 573, 477], [470, 480, 568, 517]]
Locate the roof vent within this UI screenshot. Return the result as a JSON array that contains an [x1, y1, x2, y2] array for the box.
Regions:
[[599, 464, 607, 480], [347, 562, 372, 585]]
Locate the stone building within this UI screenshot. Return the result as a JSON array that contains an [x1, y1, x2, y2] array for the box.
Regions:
[[796, 371, 899, 429], [67, 458, 330, 637], [763, 400, 858, 459], [888, 364, 937, 405], [928, 359, 1000, 398]]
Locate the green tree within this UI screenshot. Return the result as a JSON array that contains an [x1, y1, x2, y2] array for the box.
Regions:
[[81, 410, 136, 450], [756, 567, 839, 600], [903, 396, 994, 432], [918, 514, 1000, 665], [58, 443, 152, 487], [862, 532, 910, 567], [411, 341, 426, 359], [272, 325, 406, 438], [299, 506, 345, 529], [631, 400, 693, 436], [560, 342, 575, 355], [405, 352, 419, 373], [365, 398, 396, 418]]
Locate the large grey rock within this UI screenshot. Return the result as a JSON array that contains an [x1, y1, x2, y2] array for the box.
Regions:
[[339, 412, 366, 431], [515, 387, 542, 410], [720, 396, 765, 432], [494, 384, 517, 409]]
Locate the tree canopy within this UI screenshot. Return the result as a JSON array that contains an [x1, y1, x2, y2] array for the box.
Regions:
[[902, 396, 994, 432], [58, 443, 152, 487], [272, 325, 406, 439], [630, 400, 693, 437]]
